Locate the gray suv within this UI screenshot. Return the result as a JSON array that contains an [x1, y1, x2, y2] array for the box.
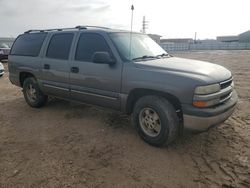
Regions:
[[8, 26, 238, 146]]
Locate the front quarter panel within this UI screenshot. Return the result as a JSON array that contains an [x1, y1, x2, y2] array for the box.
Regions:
[[122, 62, 204, 104]]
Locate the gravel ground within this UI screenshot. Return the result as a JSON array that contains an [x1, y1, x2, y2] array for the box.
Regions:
[[0, 50, 249, 188]]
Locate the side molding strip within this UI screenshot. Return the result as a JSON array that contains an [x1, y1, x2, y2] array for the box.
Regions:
[[71, 89, 117, 100], [43, 84, 69, 91]]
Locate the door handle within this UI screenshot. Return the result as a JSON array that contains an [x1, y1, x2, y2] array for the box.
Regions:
[[44, 64, 50, 70], [71, 67, 79, 73]]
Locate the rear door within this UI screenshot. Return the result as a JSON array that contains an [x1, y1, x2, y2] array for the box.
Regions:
[[69, 32, 122, 109], [41, 32, 74, 98]]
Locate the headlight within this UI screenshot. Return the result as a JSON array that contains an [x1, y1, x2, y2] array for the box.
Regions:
[[0, 50, 4, 55], [194, 84, 220, 95], [193, 83, 221, 107]]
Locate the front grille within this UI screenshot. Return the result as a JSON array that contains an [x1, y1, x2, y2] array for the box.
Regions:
[[220, 92, 231, 103], [218, 78, 233, 104], [220, 78, 232, 89]]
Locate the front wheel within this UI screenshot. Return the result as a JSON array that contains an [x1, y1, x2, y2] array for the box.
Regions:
[[133, 95, 179, 147], [23, 77, 48, 108]]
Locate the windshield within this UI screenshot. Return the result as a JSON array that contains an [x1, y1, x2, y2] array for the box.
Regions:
[[109, 32, 167, 61]]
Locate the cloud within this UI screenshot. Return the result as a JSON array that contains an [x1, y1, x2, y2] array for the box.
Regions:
[[66, 4, 110, 12], [0, 0, 116, 37], [1, 0, 249, 39]]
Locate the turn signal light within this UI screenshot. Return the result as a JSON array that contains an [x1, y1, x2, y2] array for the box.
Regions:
[[193, 101, 207, 108]]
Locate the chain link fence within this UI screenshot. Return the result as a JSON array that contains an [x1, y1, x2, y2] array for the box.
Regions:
[[161, 43, 250, 52]]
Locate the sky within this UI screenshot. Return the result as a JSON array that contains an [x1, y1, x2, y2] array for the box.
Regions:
[[0, 0, 250, 39]]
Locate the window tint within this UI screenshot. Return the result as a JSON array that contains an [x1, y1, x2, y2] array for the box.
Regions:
[[46, 33, 73, 60], [10, 33, 47, 56], [75, 33, 111, 61]]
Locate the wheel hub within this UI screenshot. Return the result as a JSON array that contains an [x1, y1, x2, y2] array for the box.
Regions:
[[139, 107, 161, 137], [26, 84, 37, 102]]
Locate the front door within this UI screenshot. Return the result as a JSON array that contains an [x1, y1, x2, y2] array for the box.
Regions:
[[69, 32, 122, 109]]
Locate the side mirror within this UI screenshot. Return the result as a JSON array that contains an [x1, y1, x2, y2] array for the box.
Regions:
[[92, 52, 116, 65]]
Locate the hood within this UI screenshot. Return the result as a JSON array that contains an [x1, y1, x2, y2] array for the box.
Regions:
[[134, 57, 232, 83]]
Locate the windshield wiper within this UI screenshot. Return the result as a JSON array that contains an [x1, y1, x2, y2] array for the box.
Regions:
[[156, 53, 171, 58], [132, 55, 158, 61]]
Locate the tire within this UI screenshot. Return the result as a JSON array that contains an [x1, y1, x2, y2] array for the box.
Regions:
[[0, 74, 3, 77], [132, 95, 179, 147], [23, 77, 48, 108]]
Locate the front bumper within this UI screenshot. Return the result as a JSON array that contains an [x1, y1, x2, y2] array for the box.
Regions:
[[182, 90, 238, 131]]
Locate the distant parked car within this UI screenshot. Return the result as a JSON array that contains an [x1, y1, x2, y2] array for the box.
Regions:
[[0, 43, 10, 62], [0, 62, 4, 77]]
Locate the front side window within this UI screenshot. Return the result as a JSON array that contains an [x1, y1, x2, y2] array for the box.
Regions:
[[75, 33, 111, 62], [109, 33, 167, 61], [11, 33, 47, 56], [46, 33, 73, 60]]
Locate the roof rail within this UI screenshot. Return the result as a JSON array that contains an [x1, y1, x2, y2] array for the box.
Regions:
[[24, 26, 85, 34], [24, 25, 110, 34], [24, 29, 45, 33], [76, 25, 110, 29]]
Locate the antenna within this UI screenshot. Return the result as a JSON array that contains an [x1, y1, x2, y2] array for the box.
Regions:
[[129, 5, 134, 60]]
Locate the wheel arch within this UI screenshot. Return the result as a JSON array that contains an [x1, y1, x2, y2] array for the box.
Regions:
[[19, 72, 35, 87], [125, 88, 183, 121]]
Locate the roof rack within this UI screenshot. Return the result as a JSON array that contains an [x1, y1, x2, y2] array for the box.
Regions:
[[24, 25, 110, 33]]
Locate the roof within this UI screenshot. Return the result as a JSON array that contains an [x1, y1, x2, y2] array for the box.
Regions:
[[161, 38, 193, 43], [148, 34, 162, 38], [239, 30, 250, 36], [217, 35, 239, 42]]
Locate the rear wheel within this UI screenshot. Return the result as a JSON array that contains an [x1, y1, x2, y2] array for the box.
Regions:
[[133, 95, 179, 146], [23, 77, 48, 108]]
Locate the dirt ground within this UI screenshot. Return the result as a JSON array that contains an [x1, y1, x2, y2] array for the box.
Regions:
[[0, 50, 249, 188]]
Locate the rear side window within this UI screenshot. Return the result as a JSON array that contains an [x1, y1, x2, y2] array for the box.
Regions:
[[10, 33, 47, 56], [46, 33, 74, 60], [75, 33, 111, 61]]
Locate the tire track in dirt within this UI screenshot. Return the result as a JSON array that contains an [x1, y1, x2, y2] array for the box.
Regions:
[[175, 50, 250, 188], [189, 113, 250, 187]]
